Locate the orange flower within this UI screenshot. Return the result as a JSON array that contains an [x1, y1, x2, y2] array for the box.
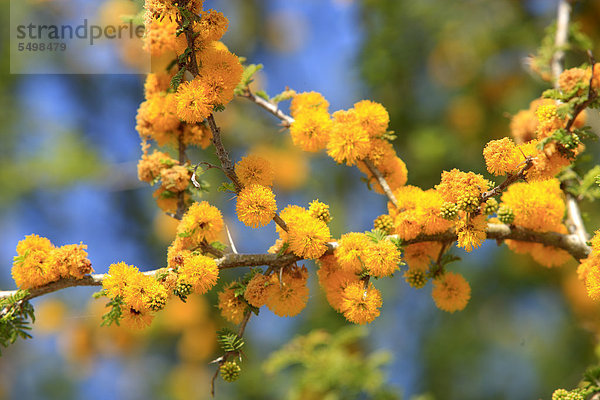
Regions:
[[340, 281, 382, 324], [431, 272, 471, 312]]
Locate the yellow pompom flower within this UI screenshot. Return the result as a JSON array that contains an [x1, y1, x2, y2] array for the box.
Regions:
[[287, 213, 331, 259], [175, 79, 213, 123], [160, 164, 190, 192], [265, 265, 309, 317], [12, 249, 52, 290], [122, 306, 154, 330], [177, 254, 219, 295], [456, 214, 487, 252], [529, 243, 571, 268], [326, 110, 371, 166], [363, 240, 401, 278], [403, 242, 443, 271], [48, 243, 92, 280], [289, 108, 332, 152], [431, 272, 471, 313], [559, 67, 591, 95], [236, 184, 277, 228], [335, 232, 372, 273], [435, 169, 490, 203], [316, 254, 361, 312], [182, 123, 213, 149], [353, 100, 389, 138], [121, 271, 167, 313], [198, 44, 243, 103], [244, 273, 275, 308], [290, 91, 329, 117], [389, 186, 452, 240], [197, 10, 229, 42], [483, 137, 521, 176], [218, 283, 247, 324], [143, 16, 178, 56], [176, 201, 224, 248], [340, 281, 382, 324], [235, 155, 275, 187], [16, 234, 54, 256], [277, 205, 308, 239], [12, 236, 93, 289], [137, 150, 177, 183], [500, 179, 564, 232], [103, 262, 140, 299], [308, 200, 331, 224], [535, 104, 558, 123]]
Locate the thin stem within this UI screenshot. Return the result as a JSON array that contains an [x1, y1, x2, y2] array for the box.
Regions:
[[210, 310, 252, 397], [362, 160, 399, 208], [241, 89, 400, 211], [241, 90, 294, 127], [206, 114, 289, 232], [549, 0, 591, 244], [551, 0, 571, 87], [480, 157, 534, 203]]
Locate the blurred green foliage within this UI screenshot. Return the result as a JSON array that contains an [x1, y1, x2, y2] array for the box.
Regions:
[[263, 326, 400, 400]]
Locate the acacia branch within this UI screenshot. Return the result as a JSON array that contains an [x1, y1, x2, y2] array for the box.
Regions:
[[551, 0, 571, 86], [549, 0, 591, 244], [480, 157, 534, 202], [362, 160, 399, 208], [210, 310, 252, 396], [0, 223, 591, 306], [206, 114, 289, 232], [241, 90, 402, 208], [401, 223, 590, 261], [240, 90, 294, 127]]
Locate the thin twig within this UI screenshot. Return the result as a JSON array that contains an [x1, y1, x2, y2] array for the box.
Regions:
[[551, 0, 571, 87], [549, 0, 592, 244], [175, 136, 188, 220], [241, 89, 401, 211], [206, 114, 289, 232], [362, 160, 400, 208], [480, 157, 534, 203], [241, 90, 294, 127], [210, 310, 252, 397], [207, 114, 244, 191]]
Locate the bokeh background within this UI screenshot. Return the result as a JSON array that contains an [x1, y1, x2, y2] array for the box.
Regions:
[[2, 0, 600, 399]]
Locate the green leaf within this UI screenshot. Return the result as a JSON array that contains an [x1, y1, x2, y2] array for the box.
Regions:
[[439, 253, 461, 267], [277, 242, 290, 256], [218, 182, 237, 193], [366, 229, 387, 243], [92, 289, 107, 299], [0, 290, 35, 355], [234, 64, 264, 95], [271, 90, 294, 104], [101, 296, 124, 327], [255, 90, 269, 101], [210, 241, 227, 252], [170, 68, 186, 91], [217, 328, 245, 353]]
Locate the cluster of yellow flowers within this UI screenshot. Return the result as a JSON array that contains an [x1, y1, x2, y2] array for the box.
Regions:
[[219, 265, 309, 322], [12, 235, 93, 290], [289, 92, 408, 195], [97, 201, 222, 329], [137, 149, 193, 213], [13, 3, 600, 344], [135, 0, 243, 211], [578, 231, 600, 300]]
